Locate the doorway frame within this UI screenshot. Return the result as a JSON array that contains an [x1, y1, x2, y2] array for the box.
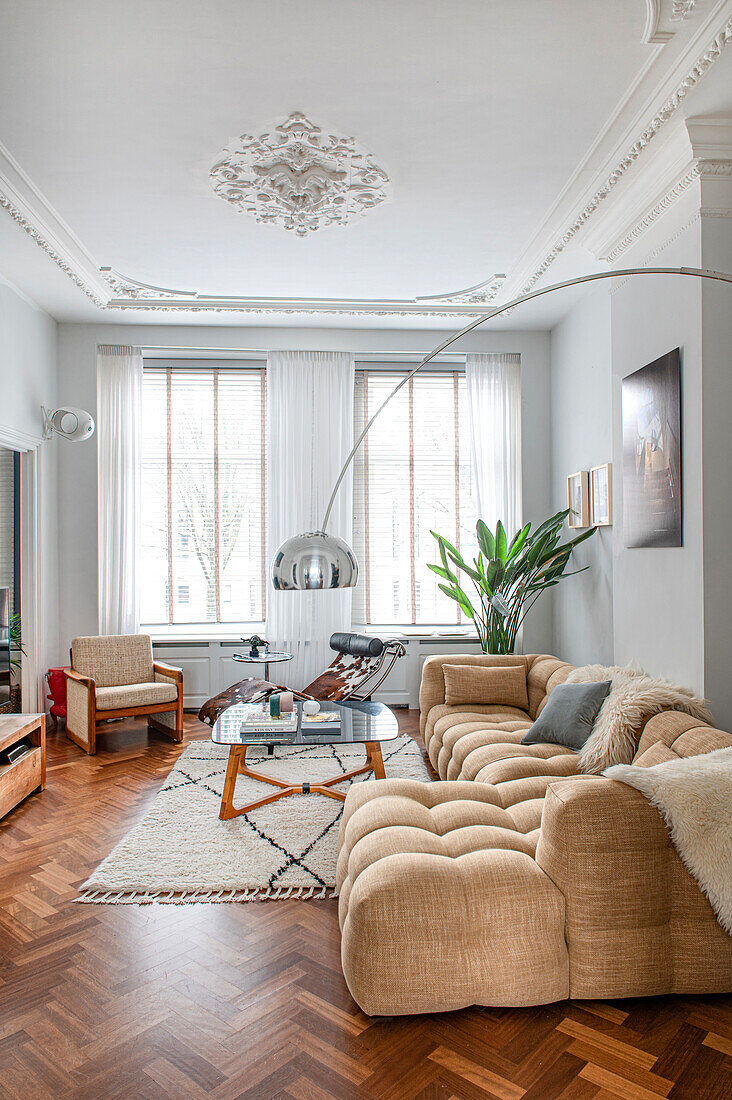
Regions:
[[0, 423, 44, 711]]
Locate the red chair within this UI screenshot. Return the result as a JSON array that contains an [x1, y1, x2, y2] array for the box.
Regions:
[[46, 667, 67, 731]]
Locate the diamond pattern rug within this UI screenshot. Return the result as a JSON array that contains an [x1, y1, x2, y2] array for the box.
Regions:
[[77, 737, 430, 904]]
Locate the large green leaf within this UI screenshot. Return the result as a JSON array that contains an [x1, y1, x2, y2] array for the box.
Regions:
[[432, 531, 460, 559], [507, 523, 530, 562], [495, 521, 507, 562], [531, 509, 569, 541], [476, 520, 495, 560], [438, 582, 474, 618], [485, 560, 503, 590], [427, 563, 453, 581], [446, 550, 482, 584]]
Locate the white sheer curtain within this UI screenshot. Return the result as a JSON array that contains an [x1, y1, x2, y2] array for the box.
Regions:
[[465, 353, 522, 537], [97, 345, 143, 635], [266, 351, 355, 689]]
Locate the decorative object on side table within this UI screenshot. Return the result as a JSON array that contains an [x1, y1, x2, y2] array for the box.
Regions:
[[567, 470, 590, 528], [429, 511, 596, 654], [233, 638, 293, 681], [590, 463, 612, 526], [622, 347, 682, 548]]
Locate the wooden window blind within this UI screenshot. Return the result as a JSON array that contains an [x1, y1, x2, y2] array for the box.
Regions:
[[352, 369, 479, 626], [141, 365, 266, 626]]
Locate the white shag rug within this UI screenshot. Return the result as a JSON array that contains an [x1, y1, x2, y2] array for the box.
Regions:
[[78, 737, 430, 904], [606, 747, 732, 934], [565, 663, 714, 774]]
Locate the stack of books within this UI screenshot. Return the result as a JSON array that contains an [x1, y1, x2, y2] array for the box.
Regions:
[[238, 704, 298, 742]]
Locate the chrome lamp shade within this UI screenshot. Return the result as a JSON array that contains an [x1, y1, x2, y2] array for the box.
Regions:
[[271, 531, 359, 590]]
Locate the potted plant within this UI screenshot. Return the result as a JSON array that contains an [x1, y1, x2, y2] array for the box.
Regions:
[[430, 510, 596, 654]]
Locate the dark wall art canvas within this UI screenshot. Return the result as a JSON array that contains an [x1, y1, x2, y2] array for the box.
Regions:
[[622, 348, 682, 548]]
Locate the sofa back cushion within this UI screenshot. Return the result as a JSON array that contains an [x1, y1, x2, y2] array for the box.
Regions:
[[72, 634, 155, 688], [442, 663, 529, 710], [632, 710, 732, 767]]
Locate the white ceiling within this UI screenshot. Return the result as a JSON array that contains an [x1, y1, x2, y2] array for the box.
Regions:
[[0, 0, 730, 327]]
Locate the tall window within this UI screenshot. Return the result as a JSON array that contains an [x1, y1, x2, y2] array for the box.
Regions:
[[140, 365, 266, 626], [352, 369, 478, 626]]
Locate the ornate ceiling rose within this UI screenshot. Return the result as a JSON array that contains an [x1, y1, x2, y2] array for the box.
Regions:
[[209, 112, 390, 237]]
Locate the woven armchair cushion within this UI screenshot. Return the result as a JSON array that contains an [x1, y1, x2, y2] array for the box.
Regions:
[[72, 634, 155, 687], [95, 683, 178, 710], [442, 663, 529, 710]]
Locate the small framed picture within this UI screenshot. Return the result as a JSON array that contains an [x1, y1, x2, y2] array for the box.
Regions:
[[590, 462, 613, 526], [567, 470, 590, 528]]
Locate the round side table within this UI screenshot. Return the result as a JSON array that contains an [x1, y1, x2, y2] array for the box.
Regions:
[[232, 650, 293, 681]]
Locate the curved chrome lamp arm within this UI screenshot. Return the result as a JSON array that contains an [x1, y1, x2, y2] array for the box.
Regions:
[[320, 265, 732, 531]]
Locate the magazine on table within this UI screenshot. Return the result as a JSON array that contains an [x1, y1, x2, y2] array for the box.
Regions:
[[301, 708, 343, 735]]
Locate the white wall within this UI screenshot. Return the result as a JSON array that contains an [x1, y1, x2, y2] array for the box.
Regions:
[[56, 321, 555, 663], [550, 286, 613, 666], [0, 277, 59, 673], [610, 212, 704, 696]]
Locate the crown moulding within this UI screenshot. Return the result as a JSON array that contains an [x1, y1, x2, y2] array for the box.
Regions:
[[501, 9, 732, 300], [582, 116, 732, 263], [0, 9, 730, 318]]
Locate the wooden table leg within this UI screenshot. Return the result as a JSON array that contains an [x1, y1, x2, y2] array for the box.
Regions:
[[219, 745, 244, 820], [218, 740, 388, 820], [366, 741, 386, 779]]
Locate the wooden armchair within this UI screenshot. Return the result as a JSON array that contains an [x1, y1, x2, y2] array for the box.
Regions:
[[65, 634, 183, 754]]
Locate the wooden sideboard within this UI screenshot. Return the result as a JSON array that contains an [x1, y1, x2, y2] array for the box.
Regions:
[[0, 714, 46, 819]]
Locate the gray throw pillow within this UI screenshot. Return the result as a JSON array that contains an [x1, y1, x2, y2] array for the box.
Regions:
[[521, 681, 612, 751]]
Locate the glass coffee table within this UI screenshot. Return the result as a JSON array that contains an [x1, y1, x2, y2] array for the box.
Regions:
[[212, 699, 399, 820]]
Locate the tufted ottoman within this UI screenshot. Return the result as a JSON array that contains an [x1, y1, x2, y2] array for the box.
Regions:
[[336, 778, 571, 1015], [336, 654, 732, 1016]]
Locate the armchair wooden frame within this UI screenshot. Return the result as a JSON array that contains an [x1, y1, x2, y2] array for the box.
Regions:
[[65, 662, 184, 755]]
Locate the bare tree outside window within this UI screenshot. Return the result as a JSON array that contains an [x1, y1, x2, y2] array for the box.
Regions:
[[140, 366, 266, 626]]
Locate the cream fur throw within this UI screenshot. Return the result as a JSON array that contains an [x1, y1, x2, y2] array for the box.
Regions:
[[605, 748, 732, 934], [565, 664, 714, 774]]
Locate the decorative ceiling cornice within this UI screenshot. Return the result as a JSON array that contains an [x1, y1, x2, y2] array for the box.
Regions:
[[644, 0, 697, 45], [97, 265, 502, 317], [209, 112, 390, 236], [0, 190, 105, 306], [603, 158, 732, 262], [517, 14, 732, 295], [583, 115, 732, 262], [0, 10, 729, 321], [414, 274, 506, 305]]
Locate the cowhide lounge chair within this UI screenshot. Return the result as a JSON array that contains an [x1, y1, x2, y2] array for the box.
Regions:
[[198, 633, 406, 727]]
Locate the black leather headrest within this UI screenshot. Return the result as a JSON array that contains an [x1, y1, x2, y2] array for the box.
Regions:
[[330, 632, 384, 658]]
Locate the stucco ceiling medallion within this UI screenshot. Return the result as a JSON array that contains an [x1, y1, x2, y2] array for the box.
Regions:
[[209, 112, 390, 236]]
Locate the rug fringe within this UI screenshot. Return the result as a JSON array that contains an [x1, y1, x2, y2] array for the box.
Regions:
[[74, 884, 335, 905]]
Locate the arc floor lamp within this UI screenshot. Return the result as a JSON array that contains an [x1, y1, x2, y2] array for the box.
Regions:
[[271, 265, 732, 591]]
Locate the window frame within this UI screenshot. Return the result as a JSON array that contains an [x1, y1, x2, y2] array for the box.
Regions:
[[351, 359, 477, 631], [139, 359, 268, 632]]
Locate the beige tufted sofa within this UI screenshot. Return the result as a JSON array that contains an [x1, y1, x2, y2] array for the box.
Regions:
[[336, 653, 732, 1016]]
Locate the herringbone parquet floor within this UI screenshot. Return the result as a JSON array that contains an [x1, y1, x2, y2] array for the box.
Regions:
[[0, 712, 730, 1099]]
